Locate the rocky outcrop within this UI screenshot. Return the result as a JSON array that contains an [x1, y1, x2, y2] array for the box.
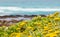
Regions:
[[0, 15, 46, 26]]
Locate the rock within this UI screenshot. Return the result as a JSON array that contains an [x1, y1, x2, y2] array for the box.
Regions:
[[0, 15, 46, 26]]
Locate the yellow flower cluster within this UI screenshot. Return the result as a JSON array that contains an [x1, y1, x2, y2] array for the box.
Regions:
[[9, 32, 21, 37], [0, 12, 60, 37]]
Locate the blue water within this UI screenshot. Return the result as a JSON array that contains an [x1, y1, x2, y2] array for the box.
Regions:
[[0, 11, 55, 16]]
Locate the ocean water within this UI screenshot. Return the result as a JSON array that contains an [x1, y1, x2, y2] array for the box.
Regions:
[[0, 11, 55, 16]]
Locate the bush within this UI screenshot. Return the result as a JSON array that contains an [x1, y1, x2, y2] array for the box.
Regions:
[[0, 12, 60, 37]]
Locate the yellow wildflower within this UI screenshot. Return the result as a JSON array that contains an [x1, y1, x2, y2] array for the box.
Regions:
[[27, 26, 34, 30], [16, 33, 21, 37], [37, 23, 41, 26], [20, 22, 26, 26], [28, 35, 32, 37], [19, 21, 28, 26], [9, 32, 21, 37], [48, 29, 53, 33], [44, 26, 49, 31], [54, 18, 60, 21], [48, 23, 52, 27], [45, 33, 57, 37], [27, 26, 32, 29], [54, 31, 60, 35], [48, 23, 52, 25]]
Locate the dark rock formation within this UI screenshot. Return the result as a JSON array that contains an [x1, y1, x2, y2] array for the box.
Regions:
[[0, 15, 46, 26]]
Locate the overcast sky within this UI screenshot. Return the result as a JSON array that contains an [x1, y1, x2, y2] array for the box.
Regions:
[[0, 0, 60, 8]]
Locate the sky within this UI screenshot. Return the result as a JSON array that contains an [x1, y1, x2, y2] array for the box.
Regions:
[[0, 0, 60, 8], [0, 0, 60, 16]]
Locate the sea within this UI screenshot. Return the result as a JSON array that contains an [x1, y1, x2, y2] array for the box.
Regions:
[[0, 11, 55, 16]]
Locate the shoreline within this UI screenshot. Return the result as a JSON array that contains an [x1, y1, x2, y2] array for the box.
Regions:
[[0, 15, 46, 18], [0, 15, 46, 26]]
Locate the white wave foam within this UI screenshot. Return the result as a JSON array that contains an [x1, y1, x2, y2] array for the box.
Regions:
[[0, 7, 60, 16], [0, 7, 60, 12]]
